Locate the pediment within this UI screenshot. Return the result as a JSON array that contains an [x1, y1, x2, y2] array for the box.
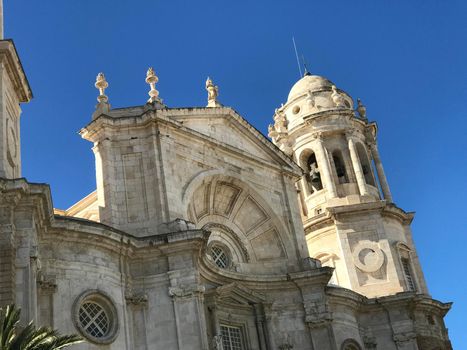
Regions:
[[170, 107, 302, 176], [214, 282, 266, 305]]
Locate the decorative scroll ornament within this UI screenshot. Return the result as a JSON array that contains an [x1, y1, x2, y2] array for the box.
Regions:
[[95, 73, 109, 103], [146, 67, 161, 103], [206, 77, 222, 107]]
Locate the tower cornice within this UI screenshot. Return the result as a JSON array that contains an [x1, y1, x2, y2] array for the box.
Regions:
[[303, 201, 414, 233]]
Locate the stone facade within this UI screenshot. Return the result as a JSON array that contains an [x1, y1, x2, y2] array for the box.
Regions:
[[0, 17, 452, 350]]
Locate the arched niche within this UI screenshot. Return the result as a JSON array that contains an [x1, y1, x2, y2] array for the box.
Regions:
[[183, 173, 295, 273], [356, 143, 376, 186], [332, 149, 348, 184]]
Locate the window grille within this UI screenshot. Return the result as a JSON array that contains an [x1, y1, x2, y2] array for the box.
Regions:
[[79, 302, 109, 338], [211, 245, 229, 268], [221, 325, 244, 350], [401, 258, 416, 291], [344, 344, 361, 350]]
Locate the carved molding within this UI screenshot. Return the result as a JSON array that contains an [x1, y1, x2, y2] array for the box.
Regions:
[[37, 280, 57, 294], [125, 291, 148, 307], [203, 222, 250, 262], [37, 274, 57, 294], [304, 300, 333, 328], [169, 284, 205, 299], [393, 331, 417, 345]]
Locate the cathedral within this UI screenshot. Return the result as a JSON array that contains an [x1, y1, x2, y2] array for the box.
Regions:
[[0, 7, 452, 350]]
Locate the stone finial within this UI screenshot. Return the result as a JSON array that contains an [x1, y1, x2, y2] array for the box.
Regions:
[[146, 67, 161, 103], [95, 73, 109, 103], [206, 77, 222, 107], [357, 98, 367, 120]]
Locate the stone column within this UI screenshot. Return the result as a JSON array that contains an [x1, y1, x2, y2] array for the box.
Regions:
[[346, 134, 370, 196], [369, 143, 393, 202], [314, 136, 337, 198]]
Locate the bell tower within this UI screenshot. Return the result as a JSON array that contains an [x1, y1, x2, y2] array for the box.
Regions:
[[269, 73, 428, 298], [0, 1, 32, 179]]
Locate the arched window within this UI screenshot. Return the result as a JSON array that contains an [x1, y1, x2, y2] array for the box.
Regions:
[[341, 339, 362, 350], [306, 152, 323, 193], [356, 143, 376, 186], [332, 150, 348, 184], [210, 244, 230, 269]]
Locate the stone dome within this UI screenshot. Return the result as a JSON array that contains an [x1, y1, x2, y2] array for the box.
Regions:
[[287, 74, 334, 102]]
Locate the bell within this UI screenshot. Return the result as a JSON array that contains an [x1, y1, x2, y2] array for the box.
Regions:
[[310, 171, 320, 183]]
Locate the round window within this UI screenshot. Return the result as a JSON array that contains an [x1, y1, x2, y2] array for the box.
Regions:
[[73, 291, 118, 344], [210, 245, 230, 269], [292, 105, 301, 114]]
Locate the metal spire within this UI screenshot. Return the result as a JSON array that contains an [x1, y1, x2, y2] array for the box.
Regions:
[[292, 37, 302, 78]]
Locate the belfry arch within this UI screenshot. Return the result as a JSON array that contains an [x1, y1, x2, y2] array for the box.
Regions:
[[298, 148, 323, 195]]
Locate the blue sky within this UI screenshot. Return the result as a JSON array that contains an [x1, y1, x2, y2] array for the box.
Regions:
[[6, 0, 467, 347]]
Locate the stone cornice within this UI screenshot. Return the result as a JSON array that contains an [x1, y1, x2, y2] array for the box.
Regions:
[[51, 215, 211, 256], [0, 178, 54, 231], [286, 110, 366, 136], [328, 201, 414, 224], [0, 39, 32, 102], [325, 285, 367, 311], [325, 287, 452, 318], [199, 252, 332, 290], [0, 178, 215, 259], [304, 201, 414, 233], [361, 292, 452, 317], [302, 108, 355, 122]]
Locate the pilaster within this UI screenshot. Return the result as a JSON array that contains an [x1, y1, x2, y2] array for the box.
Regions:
[[0, 40, 32, 179], [162, 230, 210, 350]]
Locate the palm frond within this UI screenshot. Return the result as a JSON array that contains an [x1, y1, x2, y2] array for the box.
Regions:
[[0, 305, 83, 350]]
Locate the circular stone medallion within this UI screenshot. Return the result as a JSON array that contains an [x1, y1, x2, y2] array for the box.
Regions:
[[352, 241, 384, 273]]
